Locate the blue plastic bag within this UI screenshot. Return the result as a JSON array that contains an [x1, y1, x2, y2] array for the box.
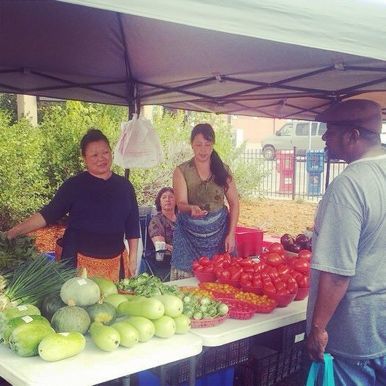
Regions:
[[306, 353, 335, 386]]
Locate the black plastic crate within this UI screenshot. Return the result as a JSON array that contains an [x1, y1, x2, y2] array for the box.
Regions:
[[275, 342, 305, 381], [281, 321, 306, 351], [252, 321, 306, 352], [234, 341, 307, 386], [153, 338, 250, 385], [234, 345, 278, 386]]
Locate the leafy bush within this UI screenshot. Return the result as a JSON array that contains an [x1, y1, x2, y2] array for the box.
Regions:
[[0, 112, 48, 228]]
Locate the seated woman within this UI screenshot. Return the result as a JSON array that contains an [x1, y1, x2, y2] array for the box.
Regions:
[[147, 187, 177, 279]]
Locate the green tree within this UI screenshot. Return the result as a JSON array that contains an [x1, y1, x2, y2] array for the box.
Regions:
[[0, 112, 47, 228]]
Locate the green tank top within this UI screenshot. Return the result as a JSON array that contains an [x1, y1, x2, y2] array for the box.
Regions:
[[178, 158, 227, 212]]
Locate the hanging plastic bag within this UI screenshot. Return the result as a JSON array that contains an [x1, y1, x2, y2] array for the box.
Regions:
[[306, 353, 335, 386], [113, 113, 163, 169]]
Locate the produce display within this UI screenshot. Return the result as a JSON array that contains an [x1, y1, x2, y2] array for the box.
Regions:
[[0, 270, 193, 362], [192, 245, 311, 308], [0, 235, 309, 367]]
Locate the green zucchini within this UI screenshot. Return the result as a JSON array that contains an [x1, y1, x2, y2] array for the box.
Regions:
[[38, 332, 86, 361]]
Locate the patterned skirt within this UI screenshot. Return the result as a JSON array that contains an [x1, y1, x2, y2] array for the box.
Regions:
[[55, 239, 129, 281]]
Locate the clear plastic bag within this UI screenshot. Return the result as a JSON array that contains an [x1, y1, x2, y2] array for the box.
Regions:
[[113, 114, 163, 169]]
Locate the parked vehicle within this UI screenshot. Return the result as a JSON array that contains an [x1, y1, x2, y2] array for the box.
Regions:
[[261, 121, 327, 159], [381, 124, 386, 148]]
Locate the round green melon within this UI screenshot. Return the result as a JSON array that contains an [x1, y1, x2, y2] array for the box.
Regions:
[[86, 302, 117, 325], [51, 306, 91, 334], [60, 273, 100, 307], [40, 293, 66, 322]]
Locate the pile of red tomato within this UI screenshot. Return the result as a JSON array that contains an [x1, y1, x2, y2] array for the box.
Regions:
[[192, 242, 311, 306]]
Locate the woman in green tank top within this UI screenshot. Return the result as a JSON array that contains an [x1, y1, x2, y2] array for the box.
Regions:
[[171, 123, 240, 280]]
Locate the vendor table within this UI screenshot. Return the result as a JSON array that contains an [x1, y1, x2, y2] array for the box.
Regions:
[[170, 278, 307, 347], [0, 333, 202, 386]]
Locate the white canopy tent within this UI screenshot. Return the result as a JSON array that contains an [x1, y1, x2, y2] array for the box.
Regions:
[[1, 0, 386, 120]]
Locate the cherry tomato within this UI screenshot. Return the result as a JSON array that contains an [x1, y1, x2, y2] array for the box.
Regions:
[[269, 242, 285, 254]]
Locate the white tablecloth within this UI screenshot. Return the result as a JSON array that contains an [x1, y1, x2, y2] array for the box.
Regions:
[[0, 334, 202, 386]]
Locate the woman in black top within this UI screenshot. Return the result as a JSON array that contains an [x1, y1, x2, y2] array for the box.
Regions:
[[6, 129, 140, 280]]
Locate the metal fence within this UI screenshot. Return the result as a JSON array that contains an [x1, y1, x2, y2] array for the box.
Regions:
[[241, 149, 347, 202]]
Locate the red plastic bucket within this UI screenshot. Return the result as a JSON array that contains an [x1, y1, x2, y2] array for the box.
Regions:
[[235, 226, 264, 258]]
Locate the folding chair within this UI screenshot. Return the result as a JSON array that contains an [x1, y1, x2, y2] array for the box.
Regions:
[[138, 206, 171, 282], [138, 206, 156, 276]]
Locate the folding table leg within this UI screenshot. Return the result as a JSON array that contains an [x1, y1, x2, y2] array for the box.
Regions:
[[121, 375, 130, 386], [189, 356, 197, 386]]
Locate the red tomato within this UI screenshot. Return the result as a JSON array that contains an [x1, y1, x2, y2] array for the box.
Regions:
[[298, 249, 312, 261], [259, 252, 269, 263], [198, 256, 210, 266], [298, 275, 310, 288], [252, 278, 263, 290], [277, 264, 290, 276], [240, 258, 254, 269], [273, 280, 287, 292], [194, 265, 204, 272], [268, 242, 284, 254], [264, 266, 279, 279], [254, 262, 267, 272], [277, 288, 290, 295], [263, 283, 277, 296], [265, 252, 284, 267], [192, 260, 201, 270], [219, 270, 231, 281], [203, 265, 214, 273], [292, 257, 311, 274], [240, 272, 253, 282], [287, 281, 298, 294]]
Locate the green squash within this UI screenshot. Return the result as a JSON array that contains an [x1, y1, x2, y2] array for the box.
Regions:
[[89, 322, 120, 352], [2, 315, 50, 344], [91, 277, 118, 297], [8, 321, 55, 357], [86, 302, 116, 325], [40, 292, 66, 321], [51, 306, 91, 334], [60, 269, 100, 307], [38, 332, 86, 362]]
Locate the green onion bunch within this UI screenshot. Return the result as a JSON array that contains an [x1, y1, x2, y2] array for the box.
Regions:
[[0, 255, 76, 311]]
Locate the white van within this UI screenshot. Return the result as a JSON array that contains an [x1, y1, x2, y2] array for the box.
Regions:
[[261, 121, 327, 159]]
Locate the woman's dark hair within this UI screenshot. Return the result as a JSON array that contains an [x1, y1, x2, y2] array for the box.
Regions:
[[191, 123, 231, 190], [80, 128, 110, 156], [155, 187, 175, 212]]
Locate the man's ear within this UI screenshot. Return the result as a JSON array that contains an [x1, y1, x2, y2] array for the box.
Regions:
[[349, 128, 361, 143]]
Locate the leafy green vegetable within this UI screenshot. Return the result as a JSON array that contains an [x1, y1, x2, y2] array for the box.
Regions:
[[117, 273, 180, 297], [0, 232, 40, 271]]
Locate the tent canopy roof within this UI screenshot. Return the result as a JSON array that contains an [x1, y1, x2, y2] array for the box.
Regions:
[[1, 0, 386, 120]]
